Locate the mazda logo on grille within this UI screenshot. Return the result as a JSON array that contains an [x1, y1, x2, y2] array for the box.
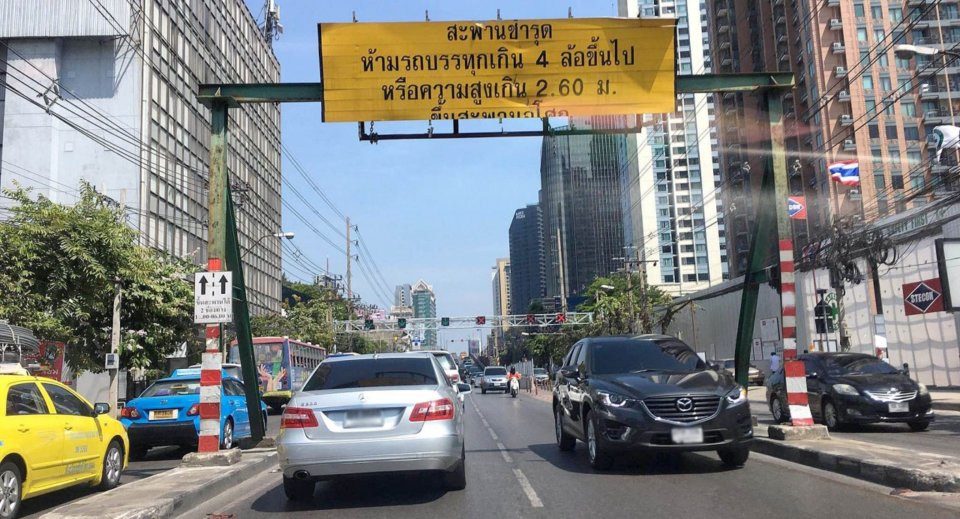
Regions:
[[676, 397, 694, 412]]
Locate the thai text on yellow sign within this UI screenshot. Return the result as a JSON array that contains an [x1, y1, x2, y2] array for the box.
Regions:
[[318, 18, 676, 122]]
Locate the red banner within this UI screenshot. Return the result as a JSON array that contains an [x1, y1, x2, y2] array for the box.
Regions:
[[22, 341, 66, 381]]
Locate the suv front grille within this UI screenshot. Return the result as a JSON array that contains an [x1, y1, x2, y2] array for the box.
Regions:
[[642, 395, 722, 424]]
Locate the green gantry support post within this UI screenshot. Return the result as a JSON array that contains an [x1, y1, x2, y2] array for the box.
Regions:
[[206, 100, 265, 442]]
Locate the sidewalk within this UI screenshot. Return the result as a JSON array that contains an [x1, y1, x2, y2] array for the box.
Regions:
[[40, 448, 278, 519]]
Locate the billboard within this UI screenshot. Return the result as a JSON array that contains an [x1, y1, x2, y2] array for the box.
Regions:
[[318, 18, 676, 122], [902, 278, 945, 316], [22, 341, 66, 382]]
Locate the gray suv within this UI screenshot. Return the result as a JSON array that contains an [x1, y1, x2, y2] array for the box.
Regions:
[[481, 366, 508, 394], [553, 335, 753, 470]]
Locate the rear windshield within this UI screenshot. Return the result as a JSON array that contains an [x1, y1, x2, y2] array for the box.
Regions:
[[141, 380, 200, 397], [485, 367, 507, 376], [534, 369, 547, 375], [591, 339, 706, 375], [303, 358, 438, 390], [432, 353, 456, 371]]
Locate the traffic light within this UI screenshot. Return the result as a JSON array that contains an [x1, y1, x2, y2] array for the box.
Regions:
[[476, 316, 486, 325], [397, 318, 407, 329], [556, 313, 567, 323], [441, 317, 450, 326], [364, 318, 374, 330]]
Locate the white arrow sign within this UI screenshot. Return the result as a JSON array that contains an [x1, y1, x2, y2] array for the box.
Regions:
[[194, 271, 233, 324]]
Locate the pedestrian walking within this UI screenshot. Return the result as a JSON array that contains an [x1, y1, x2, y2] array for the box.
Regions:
[[770, 351, 781, 373]]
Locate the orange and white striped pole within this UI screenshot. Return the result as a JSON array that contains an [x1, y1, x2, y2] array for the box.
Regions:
[[779, 240, 813, 426], [198, 257, 223, 452]]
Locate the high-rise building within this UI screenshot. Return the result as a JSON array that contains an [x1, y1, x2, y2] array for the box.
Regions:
[[0, 0, 283, 314], [492, 258, 511, 317], [411, 280, 437, 349], [619, 0, 728, 295], [394, 284, 412, 307], [540, 117, 629, 304], [708, 1, 933, 277], [508, 203, 546, 314]]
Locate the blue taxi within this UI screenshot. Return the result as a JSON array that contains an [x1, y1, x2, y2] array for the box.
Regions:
[[119, 368, 267, 459]]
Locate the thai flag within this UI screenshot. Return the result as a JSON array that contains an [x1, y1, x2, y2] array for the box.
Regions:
[[828, 160, 860, 187]]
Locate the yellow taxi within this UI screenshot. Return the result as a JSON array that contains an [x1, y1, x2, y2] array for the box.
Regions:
[[0, 369, 129, 519]]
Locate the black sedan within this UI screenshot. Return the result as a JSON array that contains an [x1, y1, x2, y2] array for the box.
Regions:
[[553, 335, 753, 470], [766, 352, 934, 431]]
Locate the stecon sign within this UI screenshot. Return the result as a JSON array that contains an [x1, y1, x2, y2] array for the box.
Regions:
[[317, 18, 676, 122]]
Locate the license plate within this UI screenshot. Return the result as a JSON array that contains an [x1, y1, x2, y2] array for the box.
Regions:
[[149, 409, 177, 421], [888, 402, 910, 413], [344, 410, 383, 428], [671, 426, 704, 444]]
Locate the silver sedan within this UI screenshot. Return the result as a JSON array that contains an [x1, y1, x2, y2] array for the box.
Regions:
[[277, 353, 471, 501]]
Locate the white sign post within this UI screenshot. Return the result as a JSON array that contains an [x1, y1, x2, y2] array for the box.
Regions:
[[194, 271, 233, 324]]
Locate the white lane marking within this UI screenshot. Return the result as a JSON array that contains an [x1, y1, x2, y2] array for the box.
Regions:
[[488, 428, 499, 441], [513, 468, 544, 508], [496, 442, 513, 463]]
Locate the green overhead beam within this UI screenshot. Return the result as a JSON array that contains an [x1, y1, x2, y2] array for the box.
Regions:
[[197, 73, 795, 107]]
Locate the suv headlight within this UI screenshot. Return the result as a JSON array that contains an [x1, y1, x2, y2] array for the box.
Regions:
[[726, 385, 748, 407], [597, 390, 634, 408], [918, 383, 929, 396], [833, 384, 859, 396]]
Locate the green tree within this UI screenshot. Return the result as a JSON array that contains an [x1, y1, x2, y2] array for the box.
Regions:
[[578, 274, 672, 335], [250, 295, 335, 346], [0, 183, 196, 372]]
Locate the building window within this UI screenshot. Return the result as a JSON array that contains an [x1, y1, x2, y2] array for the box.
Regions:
[[874, 174, 885, 189], [854, 4, 865, 17], [903, 126, 920, 141], [868, 124, 879, 138], [911, 176, 925, 191], [892, 175, 904, 189], [863, 75, 874, 90], [902, 101, 916, 117], [857, 28, 868, 42], [871, 6, 882, 19], [889, 8, 902, 22], [886, 124, 898, 139]]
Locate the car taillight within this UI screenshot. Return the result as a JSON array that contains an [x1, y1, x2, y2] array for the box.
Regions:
[[281, 406, 319, 429], [410, 398, 455, 422], [120, 407, 140, 419], [448, 373, 460, 383], [187, 403, 199, 416]]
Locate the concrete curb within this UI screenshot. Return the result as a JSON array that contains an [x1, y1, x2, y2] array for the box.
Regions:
[[933, 401, 960, 412], [40, 449, 278, 519], [752, 437, 960, 492]]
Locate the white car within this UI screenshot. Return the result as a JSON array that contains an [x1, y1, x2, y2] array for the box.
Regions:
[[277, 353, 471, 500], [411, 350, 461, 384]]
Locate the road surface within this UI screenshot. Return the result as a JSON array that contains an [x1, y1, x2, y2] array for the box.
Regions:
[[177, 391, 960, 519]]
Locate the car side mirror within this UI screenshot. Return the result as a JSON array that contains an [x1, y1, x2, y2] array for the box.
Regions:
[[93, 402, 111, 415], [457, 383, 472, 394], [559, 367, 579, 380]]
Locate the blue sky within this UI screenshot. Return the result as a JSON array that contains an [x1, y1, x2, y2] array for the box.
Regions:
[[244, 1, 619, 350]]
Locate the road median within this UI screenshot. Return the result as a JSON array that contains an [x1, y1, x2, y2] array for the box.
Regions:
[[40, 448, 278, 519], [752, 429, 960, 492]]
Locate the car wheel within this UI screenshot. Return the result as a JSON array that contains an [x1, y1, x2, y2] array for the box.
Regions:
[[770, 395, 788, 424], [823, 400, 842, 431], [129, 445, 149, 461], [908, 420, 930, 432], [221, 418, 235, 450], [718, 446, 750, 467], [0, 461, 22, 519], [585, 411, 613, 470], [282, 475, 315, 501], [555, 406, 576, 451], [98, 440, 123, 491], [442, 444, 467, 490]]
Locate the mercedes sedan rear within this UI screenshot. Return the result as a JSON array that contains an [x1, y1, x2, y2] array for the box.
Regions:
[[277, 353, 471, 501]]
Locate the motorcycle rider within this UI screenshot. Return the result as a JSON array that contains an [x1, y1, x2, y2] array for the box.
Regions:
[[507, 366, 521, 395]]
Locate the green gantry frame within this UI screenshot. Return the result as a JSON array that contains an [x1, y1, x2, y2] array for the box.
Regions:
[[198, 72, 796, 439]]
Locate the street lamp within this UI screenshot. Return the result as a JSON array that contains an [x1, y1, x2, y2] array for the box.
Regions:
[[893, 44, 960, 60], [241, 231, 295, 260]]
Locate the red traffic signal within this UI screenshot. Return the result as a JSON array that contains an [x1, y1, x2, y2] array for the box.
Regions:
[[476, 316, 486, 325], [556, 313, 567, 323]]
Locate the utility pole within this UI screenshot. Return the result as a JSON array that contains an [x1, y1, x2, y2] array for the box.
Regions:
[[346, 216, 353, 317], [108, 278, 121, 418], [556, 227, 567, 313]]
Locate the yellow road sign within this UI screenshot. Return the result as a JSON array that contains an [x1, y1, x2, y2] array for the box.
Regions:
[[318, 18, 676, 122]]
